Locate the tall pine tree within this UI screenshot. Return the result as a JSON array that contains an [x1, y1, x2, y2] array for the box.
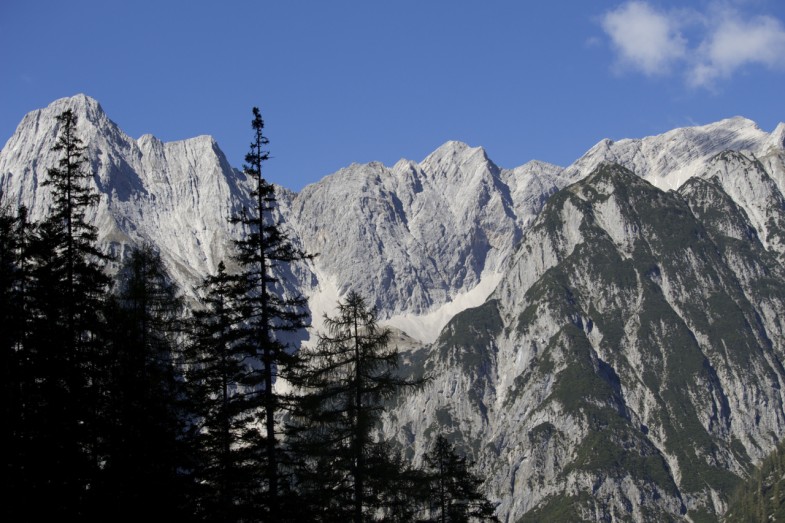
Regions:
[[41, 109, 108, 347], [14, 109, 110, 519], [288, 291, 424, 522], [229, 107, 312, 519], [100, 245, 190, 519], [186, 261, 261, 521], [0, 203, 28, 355]]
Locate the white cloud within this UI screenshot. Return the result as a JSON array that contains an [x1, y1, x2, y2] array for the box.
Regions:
[[689, 14, 785, 87], [601, 1, 686, 75], [600, 1, 785, 88]]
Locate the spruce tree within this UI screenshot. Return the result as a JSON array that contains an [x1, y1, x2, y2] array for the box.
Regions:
[[1, 202, 34, 521], [186, 260, 260, 521], [42, 109, 107, 346], [423, 435, 498, 523], [13, 109, 110, 518], [288, 291, 423, 522], [229, 107, 312, 519], [365, 442, 432, 522], [100, 245, 190, 519], [0, 203, 32, 391]]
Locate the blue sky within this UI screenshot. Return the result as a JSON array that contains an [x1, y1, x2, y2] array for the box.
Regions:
[[1, 1, 784, 191]]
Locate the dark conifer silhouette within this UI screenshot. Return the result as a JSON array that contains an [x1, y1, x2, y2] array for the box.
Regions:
[[101, 245, 190, 519], [0, 203, 28, 354], [365, 442, 432, 522], [1, 202, 34, 521], [9, 109, 110, 519], [288, 291, 424, 522], [228, 107, 312, 518], [41, 109, 107, 346], [186, 260, 261, 521], [423, 435, 498, 523], [0, 202, 32, 380]]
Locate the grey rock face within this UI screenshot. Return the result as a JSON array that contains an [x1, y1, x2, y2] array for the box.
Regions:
[[0, 94, 259, 293], [385, 162, 785, 521], [290, 141, 566, 317], [1, 96, 568, 324], [563, 117, 771, 190]]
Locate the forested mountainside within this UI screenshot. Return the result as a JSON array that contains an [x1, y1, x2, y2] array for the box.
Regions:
[[725, 440, 785, 522]]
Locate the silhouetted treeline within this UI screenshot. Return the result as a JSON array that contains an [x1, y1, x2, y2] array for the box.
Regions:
[[2, 108, 497, 522]]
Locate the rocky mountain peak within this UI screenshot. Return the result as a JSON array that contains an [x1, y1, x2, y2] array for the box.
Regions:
[[390, 157, 419, 176], [43, 93, 105, 122], [425, 139, 473, 157], [769, 122, 785, 150], [563, 117, 775, 192], [582, 161, 641, 188], [708, 115, 760, 130], [420, 140, 498, 180], [137, 133, 163, 147], [24, 94, 119, 146]]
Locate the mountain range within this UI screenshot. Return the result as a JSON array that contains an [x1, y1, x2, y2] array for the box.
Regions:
[[3, 94, 785, 521]]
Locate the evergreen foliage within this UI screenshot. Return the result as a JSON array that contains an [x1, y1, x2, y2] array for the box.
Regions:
[[186, 260, 264, 521], [725, 440, 785, 522], [287, 291, 425, 522], [0, 203, 29, 355], [423, 435, 499, 523], [99, 245, 190, 518], [40, 109, 108, 347], [182, 106, 313, 520], [5, 109, 111, 519], [230, 106, 313, 518], [1, 202, 34, 520]]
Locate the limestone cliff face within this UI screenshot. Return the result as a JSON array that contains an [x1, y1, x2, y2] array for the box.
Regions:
[[1, 96, 567, 322], [385, 163, 785, 522], [0, 95, 258, 287], [290, 142, 566, 318]]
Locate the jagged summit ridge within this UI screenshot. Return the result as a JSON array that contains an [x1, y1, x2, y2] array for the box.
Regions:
[[0, 96, 562, 330], [291, 136, 564, 326], [420, 140, 496, 175], [1, 94, 784, 332], [771, 122, 785, 149], [565, 116, 779, 191], [3, 96, 785, 327]]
